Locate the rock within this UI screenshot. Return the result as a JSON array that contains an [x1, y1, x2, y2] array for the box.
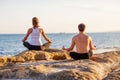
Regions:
[[15, 48, 70, 61], [0, 50, 119, 80], [16, 50, 38, 61], [0, 49, 70, 65], [103, 66, 120, 80], [0, 57, 8, 63]]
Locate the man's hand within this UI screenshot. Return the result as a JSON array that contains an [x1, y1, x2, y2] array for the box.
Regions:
[[94, 45, 96, 49], [62, 46, 66, 50]]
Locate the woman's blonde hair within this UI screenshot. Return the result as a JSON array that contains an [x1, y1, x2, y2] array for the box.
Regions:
[[32, 17, 39, 27]]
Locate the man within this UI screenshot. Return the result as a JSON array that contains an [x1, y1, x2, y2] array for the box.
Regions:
[[62, 23, 96, 60]]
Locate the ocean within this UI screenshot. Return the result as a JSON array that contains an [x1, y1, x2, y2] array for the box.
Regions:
[[0, 32, 120, 56]]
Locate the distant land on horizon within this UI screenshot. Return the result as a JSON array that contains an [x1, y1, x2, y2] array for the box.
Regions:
[[0, 30, 120, 35]]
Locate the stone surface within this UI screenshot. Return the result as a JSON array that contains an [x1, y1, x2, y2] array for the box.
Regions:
[[0, 49, 119, 80]]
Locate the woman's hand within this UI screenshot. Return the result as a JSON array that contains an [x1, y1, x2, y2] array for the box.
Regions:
[[22, 39, 25, 42]]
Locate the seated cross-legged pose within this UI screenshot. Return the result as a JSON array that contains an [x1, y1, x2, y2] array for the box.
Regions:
[[22, 17, 52, 50], [62, 23, 96, 60]]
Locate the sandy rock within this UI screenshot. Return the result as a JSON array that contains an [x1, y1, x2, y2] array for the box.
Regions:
[[0, 49, 69, 65], [103, 66, 120, 80], [16, 50, 37, 61], [0, 50, 119, 80], [15, 48, 70, 61], [0, 57, 8, 63]]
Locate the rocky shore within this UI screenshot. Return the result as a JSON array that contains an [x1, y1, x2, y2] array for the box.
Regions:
[[0, 49, 119, 80]]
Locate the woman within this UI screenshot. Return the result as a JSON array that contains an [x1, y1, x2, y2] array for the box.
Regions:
[[22, 17, 52, 50]]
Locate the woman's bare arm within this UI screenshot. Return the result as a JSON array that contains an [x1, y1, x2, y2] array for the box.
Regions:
[[22, 28, 32, 42], [40, 28, 52, 43]]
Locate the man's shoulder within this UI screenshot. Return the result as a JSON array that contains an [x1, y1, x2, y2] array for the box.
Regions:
[[81, 33, 91, 39], [73, 34, 79, 38], [84, 34, 90, 37], [86, 34, 92, 40]]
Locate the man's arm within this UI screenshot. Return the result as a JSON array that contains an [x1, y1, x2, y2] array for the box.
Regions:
[[89, 37, 96, 50], [62, 37, 75, 52], [40, 28, 52, 43]]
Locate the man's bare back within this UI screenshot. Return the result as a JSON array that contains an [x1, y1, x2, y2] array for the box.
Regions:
[[73, 33, 90, 53], [62, 23, 96, 60]]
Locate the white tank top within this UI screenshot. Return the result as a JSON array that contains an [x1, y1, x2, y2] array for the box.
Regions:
[[29, 27, 42, 46]]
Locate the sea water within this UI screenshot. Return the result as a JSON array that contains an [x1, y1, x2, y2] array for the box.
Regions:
[[0, 32, 120, 56]]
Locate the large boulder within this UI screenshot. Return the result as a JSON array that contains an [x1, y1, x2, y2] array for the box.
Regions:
[[0, 50, 119, 80], [15, 48, 71, 61], [0, 49, 71, 65]]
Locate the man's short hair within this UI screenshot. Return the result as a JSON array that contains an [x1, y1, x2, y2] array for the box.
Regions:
[[78, 23, 86, 32]]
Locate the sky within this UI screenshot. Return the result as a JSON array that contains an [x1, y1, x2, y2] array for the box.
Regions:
[[0, 0, 120, 34]]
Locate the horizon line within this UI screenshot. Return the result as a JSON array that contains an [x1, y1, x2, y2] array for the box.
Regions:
[[0, 31, 120, 34]]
